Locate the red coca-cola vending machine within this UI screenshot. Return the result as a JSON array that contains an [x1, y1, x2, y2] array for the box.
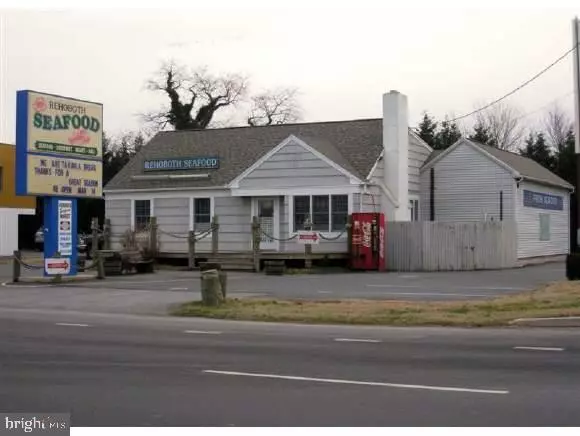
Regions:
[[349, 212, 385, 271]]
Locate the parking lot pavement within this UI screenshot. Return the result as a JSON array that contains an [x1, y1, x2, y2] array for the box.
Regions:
[[0, 262, 565, 316]]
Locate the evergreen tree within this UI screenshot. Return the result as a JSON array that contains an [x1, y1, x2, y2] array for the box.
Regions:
[[469, 122, 496, 146], [434, 119, 462, 150], [553, 129, 576, 186], [417, 112, 438, 148], [520, 132, 554, 171]]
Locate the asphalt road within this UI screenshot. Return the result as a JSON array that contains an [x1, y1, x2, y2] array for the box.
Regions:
[[0, 308, 578, 426], [0, 263, 566, 316]]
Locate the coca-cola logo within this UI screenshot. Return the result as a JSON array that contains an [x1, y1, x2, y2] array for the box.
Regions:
[[362, 222, 372, 248]]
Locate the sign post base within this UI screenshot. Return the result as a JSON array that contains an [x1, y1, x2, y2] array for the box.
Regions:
[[43, 197, 77, 277]]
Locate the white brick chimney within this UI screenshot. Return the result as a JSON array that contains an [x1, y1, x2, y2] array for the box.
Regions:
[[382, 90, 410, 221]]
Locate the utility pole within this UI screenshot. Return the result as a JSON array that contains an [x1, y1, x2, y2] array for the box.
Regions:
[[574, 17, 580, 253]]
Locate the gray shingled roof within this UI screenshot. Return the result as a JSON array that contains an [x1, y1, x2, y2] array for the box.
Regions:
[[472, 140, 573, 189], [105, 119, 396, 191], [421, 139, 573, 190]]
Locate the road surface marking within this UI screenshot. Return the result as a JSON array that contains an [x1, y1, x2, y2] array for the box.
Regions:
[[203, 370, 509, 395], [1, 281, 46, 288], [512, 316, 580, 322], [375, 292, 490, 298], [184, 330, 222, 335], [513, 346, 565, 352], [169, 287, 188, 291], [55, 323, 90, 327], [399, 275, 419, 279], [317, 290, 333, 294], [366, 284, 527, 291], [334, 338, 381, 343]]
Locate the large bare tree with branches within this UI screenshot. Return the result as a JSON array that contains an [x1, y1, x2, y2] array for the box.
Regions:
[[472, 102, 525, 151], [544, 104, 574, 151], [145, 62, 301, 131], [145, 62, 248, 130], [247, 88, 301, 126]]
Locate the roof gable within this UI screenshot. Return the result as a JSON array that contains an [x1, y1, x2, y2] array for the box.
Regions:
[[229, 135, 361, 188], [421, 138, 573, 190]]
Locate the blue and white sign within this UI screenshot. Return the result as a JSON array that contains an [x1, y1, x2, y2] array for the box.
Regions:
[[144, 157, 220, 171], [523, 190, 564, 211], [15, 90, 102, 277]]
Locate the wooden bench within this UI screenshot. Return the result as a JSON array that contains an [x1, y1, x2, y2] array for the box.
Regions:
[[98, 250, 154, 275], [264, 260, 285, 276]]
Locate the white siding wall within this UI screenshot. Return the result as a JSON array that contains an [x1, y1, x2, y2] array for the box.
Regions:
[[515, 181, 570, 258], [155, 198, 189, 254], [0, 208, 19, 256], [215, 196, 252, 252], [420, 143, 516, 222], [408, 135, 431, 196], [105, 199, 131, 250], [370, 135, 431, 219], [238, 140, 352, 188], [353, 187, 381, 214]]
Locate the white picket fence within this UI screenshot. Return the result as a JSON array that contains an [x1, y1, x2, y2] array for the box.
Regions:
[[386, 221, 517, 271]]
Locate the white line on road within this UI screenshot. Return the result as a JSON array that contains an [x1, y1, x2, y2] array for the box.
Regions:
[[317, 291, 333, 294], [184, 330, 222, 335], [376, 292, 490, 298], [366, 284, 527, 291], [203, 370, 509, 395], [513, 346, 565, 352], [334, 338, 381, 343], [55, 323, 90, 327], [169, 287, 189, 291]]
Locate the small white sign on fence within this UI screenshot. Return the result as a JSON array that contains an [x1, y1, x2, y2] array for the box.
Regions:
[[297, 231, 320, 245], [45, 258, 71, 275]]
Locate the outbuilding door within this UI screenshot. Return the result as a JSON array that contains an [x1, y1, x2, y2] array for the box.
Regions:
[[252, 197, 279, 251]]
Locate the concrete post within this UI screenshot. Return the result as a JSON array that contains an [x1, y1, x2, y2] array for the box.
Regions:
[[149, 216, 158, 257], [188, 230, 196, 270], [211, 215, 219, 256], [12, 250, 21, 283], [91, 217, 99, 259], [252, 216, 261, 272], [103, 218, 111, 250]]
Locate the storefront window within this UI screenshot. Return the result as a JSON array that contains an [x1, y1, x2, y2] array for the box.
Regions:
[[293, 194, 348, 232]]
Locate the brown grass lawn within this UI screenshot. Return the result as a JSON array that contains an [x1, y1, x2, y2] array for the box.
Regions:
[[172, 281, 580, 327]]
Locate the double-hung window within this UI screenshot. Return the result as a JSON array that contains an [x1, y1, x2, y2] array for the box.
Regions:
[[409, 198, 419, 221], [134, 200, 151, 231], [293, 194, 349, 232], [193, 198, 212, 232]]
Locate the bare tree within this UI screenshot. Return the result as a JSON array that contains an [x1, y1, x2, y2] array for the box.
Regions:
[[247, 88, 301, 126], [144, 61, 248, 131], [544, 104, 573, 151], [472, 102, 524, 151]]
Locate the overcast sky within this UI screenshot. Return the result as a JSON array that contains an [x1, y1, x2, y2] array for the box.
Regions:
[[1, 6, 580, 144]]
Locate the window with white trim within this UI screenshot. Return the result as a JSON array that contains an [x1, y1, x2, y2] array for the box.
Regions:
[[193, 198, 212, 231], [293, 194, 349, 232], [134, 200, 151, 231], [409, 199, 419, 221], [539, 213, 550, 241]]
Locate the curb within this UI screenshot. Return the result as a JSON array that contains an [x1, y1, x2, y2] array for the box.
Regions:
[[510, 316, 580, 327], [9, 274, 99, 285]]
